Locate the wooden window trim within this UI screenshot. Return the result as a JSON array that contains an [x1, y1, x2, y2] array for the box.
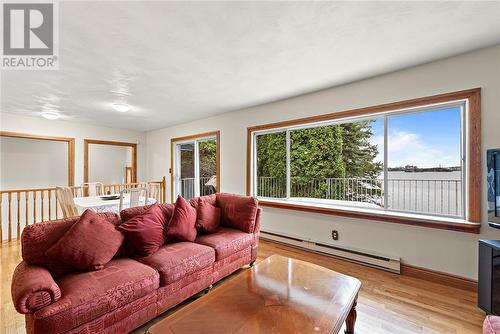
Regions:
[[0, 131, 75, 186], [246, 88, 481, 234], [84, 139, 138, 184], [170, 131, 221, 203]]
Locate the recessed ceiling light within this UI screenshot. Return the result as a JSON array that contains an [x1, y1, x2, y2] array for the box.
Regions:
[[40, 111, 60, 120], [112, 103, 130, 112]]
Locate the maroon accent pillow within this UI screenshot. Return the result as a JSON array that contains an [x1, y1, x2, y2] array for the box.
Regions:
[[216, 193, 258, 233], [118, 204, 167, 256], [45, 210, 124, 271], [120, 203, 174, 223], [166, 196, 197, 242], [189, 194, 216, 210], [195, 201, 221, 234]]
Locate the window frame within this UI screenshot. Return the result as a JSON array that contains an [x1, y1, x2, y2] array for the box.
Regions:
[[170, 131, 220, 202], [246, 89, 481, 234]]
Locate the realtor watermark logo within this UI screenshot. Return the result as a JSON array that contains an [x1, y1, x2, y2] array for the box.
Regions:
[[1, 2, 58, 70]]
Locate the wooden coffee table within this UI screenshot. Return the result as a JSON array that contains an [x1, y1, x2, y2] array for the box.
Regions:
[[147, 255, 361, 334]]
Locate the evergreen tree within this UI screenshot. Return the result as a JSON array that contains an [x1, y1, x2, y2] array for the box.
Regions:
[[340, 121, 382, 178], [256, 120, 382, 200]]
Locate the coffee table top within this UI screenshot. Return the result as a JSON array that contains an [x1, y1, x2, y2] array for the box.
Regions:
[[147, 255, 361, 334]]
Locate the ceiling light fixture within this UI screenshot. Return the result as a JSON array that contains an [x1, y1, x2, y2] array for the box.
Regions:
[[112, 103, 130, 112], [40, 111, 60, 120]]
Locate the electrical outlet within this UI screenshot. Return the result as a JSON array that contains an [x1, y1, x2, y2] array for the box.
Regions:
[[332, 230, 339, 241]]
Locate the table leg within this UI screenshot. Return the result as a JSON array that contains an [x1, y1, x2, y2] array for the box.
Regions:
[[344, 295, 358, 334]]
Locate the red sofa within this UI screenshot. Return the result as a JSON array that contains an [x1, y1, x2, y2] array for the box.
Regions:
[[11, 194, 261, 334]]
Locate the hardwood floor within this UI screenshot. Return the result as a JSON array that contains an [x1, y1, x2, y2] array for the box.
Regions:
[[1, 241, 23, 334], [1, 239, 485, 334]]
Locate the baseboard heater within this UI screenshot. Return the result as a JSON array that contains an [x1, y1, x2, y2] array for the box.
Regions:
[[260, 231, 401, 274]]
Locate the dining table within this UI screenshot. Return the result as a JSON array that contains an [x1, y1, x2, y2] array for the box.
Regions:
[[73, 194, 156, 214]]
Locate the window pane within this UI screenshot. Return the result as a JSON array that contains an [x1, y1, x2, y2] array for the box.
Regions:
[[199, 139, 217, 196], [387, 106, 463, 217], [179, 143, 195, 200], [289, 119, 384, 208], [256, 132, 286, 198]]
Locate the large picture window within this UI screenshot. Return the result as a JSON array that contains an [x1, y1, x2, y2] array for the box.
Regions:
[[248, 89, 481, 233]]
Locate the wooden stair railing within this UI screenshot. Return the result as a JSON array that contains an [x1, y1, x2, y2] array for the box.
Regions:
[[0, 176, 167, 242]]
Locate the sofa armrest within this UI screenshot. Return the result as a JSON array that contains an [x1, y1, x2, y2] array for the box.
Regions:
[[11, 262, 61, 314], [251, 208, 262, 262], [252, 208, 262, 245]]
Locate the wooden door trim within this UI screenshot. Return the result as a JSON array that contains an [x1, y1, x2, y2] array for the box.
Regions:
[[0, 131, 75, 186], [170, 131, 220, 203], [84, 139, 137, 184]]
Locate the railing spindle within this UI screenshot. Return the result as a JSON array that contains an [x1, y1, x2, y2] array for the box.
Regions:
[[25, 192, 29, 226], [8, 192, 12, 242], [41, 190, 45, 222], [17, 191, 21, 239], [33, 191, 37, 224], [48, 189, 52, 220], [440, 181, 444, 214], [55, 191, 59, 220]]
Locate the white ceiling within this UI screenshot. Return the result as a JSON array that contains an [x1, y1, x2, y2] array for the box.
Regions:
[[1, 1, 500, 131]]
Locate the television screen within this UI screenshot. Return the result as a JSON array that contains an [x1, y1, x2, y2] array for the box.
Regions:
[[487, 149, 500, 224]]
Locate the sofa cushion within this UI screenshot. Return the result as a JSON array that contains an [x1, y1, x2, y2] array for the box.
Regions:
[[32, 258, 159, 334], [45, 210, 124, 271], [484, 315, 500, 334], [195, 227, 254, 261], [216, 193, 258, 233], [118, 204, 167, 256], [165, 196, 197, 242], [120, 203, 174, 222], [195, 200, 221, 234], [137, 242, 215, 286]]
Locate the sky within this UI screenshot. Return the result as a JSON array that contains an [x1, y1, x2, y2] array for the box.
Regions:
[[370, 106, 462, 168]]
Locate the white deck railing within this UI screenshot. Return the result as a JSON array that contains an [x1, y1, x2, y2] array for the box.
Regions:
[[257, 177, 463, 218], [179, 177, 215, 200]]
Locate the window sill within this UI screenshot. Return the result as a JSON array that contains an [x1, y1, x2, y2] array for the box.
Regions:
[[258, 198, 481, 234]]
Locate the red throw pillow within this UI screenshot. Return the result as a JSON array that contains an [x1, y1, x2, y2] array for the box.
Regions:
[[189, 194, 216, 210], [120, 203, 174, 222], [216, 193, 258, 233], [195, 200, 221, 234], [118, 203, 167, 256], [45, 209, 124, 271], [166, 196, 197, 242]]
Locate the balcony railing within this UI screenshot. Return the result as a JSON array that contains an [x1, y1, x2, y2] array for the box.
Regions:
[[257, 177, 463, 218], [0, 177, 166, 242], [179, 177, 216, 200]]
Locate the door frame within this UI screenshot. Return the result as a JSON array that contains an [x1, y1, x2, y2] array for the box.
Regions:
[[0, 131, 75, 186], [84, 139, 137, 184], [170, 131, 220, 203]]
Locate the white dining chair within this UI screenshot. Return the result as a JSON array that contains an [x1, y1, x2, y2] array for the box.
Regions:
[[81, 182, 104, 196], [119, 187, 148, 211], [56, 186, 79, 218], [146, 183, 161, 204]]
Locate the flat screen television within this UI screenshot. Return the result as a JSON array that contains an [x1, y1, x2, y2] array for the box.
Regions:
[[487, 149, 500, 229]]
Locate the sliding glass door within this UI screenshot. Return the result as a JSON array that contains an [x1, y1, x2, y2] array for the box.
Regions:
[[173, 135, 218, 200]]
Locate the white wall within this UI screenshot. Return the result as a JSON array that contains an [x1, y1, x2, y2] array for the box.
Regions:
[[0, 113, 148, 185], [0, 137, 68, 189], [147, 45, 500, 279], [88, 144, 132, 184]]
